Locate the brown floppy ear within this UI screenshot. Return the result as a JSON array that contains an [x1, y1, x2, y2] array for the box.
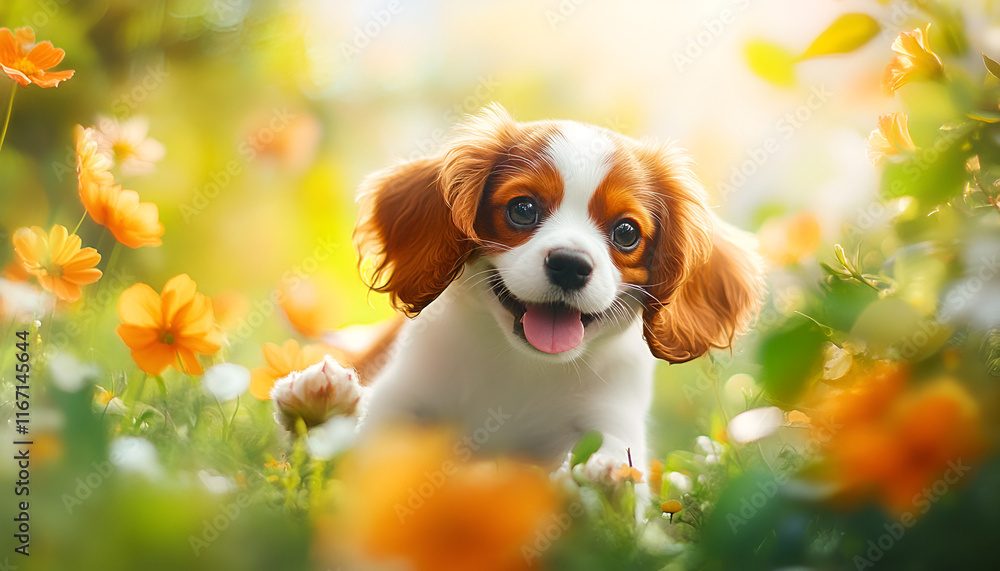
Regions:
[[354, 104, 520, 315], [636, 143, 766, 363]]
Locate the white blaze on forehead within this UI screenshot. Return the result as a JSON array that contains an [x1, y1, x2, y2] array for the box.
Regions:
[[544, 122, 614, 212]]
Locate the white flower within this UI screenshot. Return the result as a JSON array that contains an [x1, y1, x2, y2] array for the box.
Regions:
[[198, 469, 237, 495], [727, 407, 784, 444], [92, 115, 166, 176], [0, 278, 53, 322], [305, 416, 358, 459], [271, 355, 362, 432], [109, 437, 162, 478], [47, 352, 100, 392], [667, 471, 692, 494], [202, 363, 251, 402], [695, 435, 725, 463]]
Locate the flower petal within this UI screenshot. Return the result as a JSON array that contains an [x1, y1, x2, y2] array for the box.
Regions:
[[118, 283, 163, 328], [26, 41, 64, 69], [129, 342, 175, 375], [31, 69, 74, 88]]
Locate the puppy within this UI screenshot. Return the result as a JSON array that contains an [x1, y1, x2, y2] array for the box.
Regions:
[[349, 103, 764, 489]]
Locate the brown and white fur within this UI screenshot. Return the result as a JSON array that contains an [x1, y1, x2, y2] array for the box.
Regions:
[[346, 103, 764, 490]]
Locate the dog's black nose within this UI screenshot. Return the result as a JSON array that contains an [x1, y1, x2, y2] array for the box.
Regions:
[[545, 249, 593, 291]]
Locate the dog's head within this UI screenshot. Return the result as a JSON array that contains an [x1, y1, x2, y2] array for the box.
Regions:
[[355, 104, 765, 362]]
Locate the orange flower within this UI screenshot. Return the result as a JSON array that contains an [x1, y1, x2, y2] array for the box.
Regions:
[[99, 185, 165, 248], [613, 463, 644, 484], [249, 339, 328, 400], [116, 274, 222, 375], [758, 211, 822, 266], [75, 125, 164, 248], [212, 290, 250, 331], [882, 24, 944, 95], [328, 425, 559, 571], [0, 27, 74, 88], [278, 276, 340, 338], [648, 459, 664, 498], [12, 225, 101, 302], [814, 364, 984, 514], [866, 112, 917, 165], [75, 124, 114, 201]]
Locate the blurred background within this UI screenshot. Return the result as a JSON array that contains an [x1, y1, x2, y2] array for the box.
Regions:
[[2, 0, 1000, 569]]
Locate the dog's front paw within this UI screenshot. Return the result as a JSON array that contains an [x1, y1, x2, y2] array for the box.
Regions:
[[271, 355, 363, 432]]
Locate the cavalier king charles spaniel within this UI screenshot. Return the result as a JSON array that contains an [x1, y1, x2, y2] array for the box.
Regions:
[[340, 103, 764, 488]]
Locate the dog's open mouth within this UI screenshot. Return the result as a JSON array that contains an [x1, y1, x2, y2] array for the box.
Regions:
[[492, 281, 597, 354]]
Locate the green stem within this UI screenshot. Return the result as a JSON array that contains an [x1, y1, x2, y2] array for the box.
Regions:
[[215, 396, 230, 441], [72, 210, 88, 235], [104, 241, 123, 276], [0, 83, 15, 153]]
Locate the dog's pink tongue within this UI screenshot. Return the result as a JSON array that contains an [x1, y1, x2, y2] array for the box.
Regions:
[[522, 304, 584, 354]]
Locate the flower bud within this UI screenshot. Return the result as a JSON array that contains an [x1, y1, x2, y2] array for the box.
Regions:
[[270, 355, 361, 432]]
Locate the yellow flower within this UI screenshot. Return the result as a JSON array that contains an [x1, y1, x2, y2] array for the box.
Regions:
[[0, 27, 74, 88], [328, 425, 559, 571], [249, 339, 328, 400], [882, 24, 944, 95], [660, 499, 683, 523], [92, 115, 166, 176], [75, 125, 165, 249], [12, 225, 102, 302], [116, 274, 223, 375], [866, 112, 917, 165]]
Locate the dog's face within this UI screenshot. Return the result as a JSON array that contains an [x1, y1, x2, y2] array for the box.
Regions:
[[355, 104, 764, 363]]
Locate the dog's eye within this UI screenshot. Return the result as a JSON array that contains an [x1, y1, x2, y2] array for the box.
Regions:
[[612, 220, 640, 250], [506, 197, 539, 227]]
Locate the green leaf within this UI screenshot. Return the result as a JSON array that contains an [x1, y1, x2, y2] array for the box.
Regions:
[[967, 110, 1000, 123], [570, 430, 603, 467], [758, 317, 826, 402], [881, 134, 968, 212], [850, 297, 951, 361], [984, 53, 1000, 79], [799, 13, 881, 60], [744, 39, 797, 87]]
